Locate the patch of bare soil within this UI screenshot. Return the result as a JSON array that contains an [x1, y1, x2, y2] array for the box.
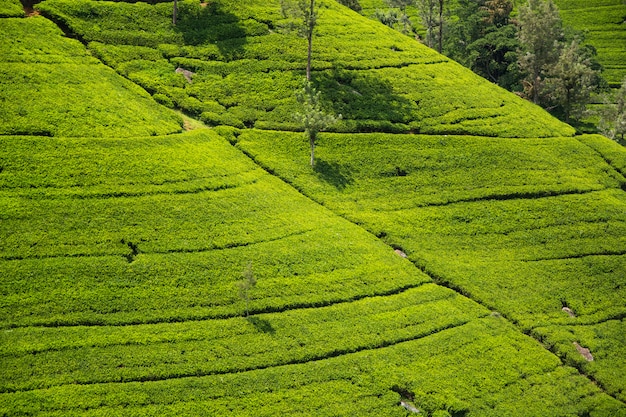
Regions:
[[562, 306, 576, 317], [183, 120, 194, 131], [574, 342, 594, 361], [175, 67, 194, 83], [394, 249, 407, 258], [24, 6, 40, 17]]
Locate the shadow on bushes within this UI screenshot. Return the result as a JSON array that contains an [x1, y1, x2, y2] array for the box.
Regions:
[[312, 69, 417, 127], [247, 317, 276, 334], [314, 159, 354, 190], [175, 2, 246, 60]]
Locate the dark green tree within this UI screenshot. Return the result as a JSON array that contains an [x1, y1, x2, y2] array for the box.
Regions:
[[337, 0, 362, 12], [598, 78, 626, 141], [517, 0, 563, 104], [416, 0, 438, 49], [376, 0, 414, 35], [444, 0, 519, 89], [471, 0, 519, 89], [443, 0, 485, 65], [544, 38, 601, 123], [375, 8, 402, 29]]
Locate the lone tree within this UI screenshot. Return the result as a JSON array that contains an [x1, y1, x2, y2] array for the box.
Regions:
[[295, 81, 341, 167], [238, 262, 257, 317], [281, 0, 319, 81]]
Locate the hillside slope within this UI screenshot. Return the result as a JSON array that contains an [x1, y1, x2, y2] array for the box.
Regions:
[[553, 0, 626, 86], [0, 16, 182, 136], [359, 0, 626, 87], [1, 0, 625, 416], [37, 0, 575, 137]]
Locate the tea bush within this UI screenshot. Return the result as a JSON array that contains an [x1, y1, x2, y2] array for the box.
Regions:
[[232, 129, 626, 402], [0, 0, 23, 17], [0, 17, 182, 137], [38, 0, 576, 137]]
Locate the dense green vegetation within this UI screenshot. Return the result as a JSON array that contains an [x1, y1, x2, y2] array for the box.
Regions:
[[553, 0, 626, 87], [0, 17, 183, 137], [232, 129, 626, 403], [2, 0, 626, 415], [0, 0, 23, 17], [360, 0, 624, 130], [37, 0, 575, 137], [361, 0, 626, 87]]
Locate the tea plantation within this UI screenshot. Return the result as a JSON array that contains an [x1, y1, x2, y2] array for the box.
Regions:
[[1, 0, 626, 416], [553, 0, 626, 87], [359, 0, 626, 87]]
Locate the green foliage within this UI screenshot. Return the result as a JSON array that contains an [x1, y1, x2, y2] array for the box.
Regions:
[[544, 38, 602, 123], [337, 0, 362, 12], [553, 0, 626, 86], [1, 315, 622, 415], [238, 262, 257, 316], [2, 1, 625, 415], [517, 0, 564, 104], [0, 0, 23, 17], [232, 129, 626, 404], [0, 17, 182, 137], [444, 0, 520, 90], [516, 0, 604, 123], [534, 319, 626, 402], [597, 77, 626, 141], [6, 124, 616, 414], [0, 284, 485, 391], [295, 80, 341, 166], [38, 0, 575, 137], [576, 134, 626, 176], [0, 130, 428, 327]]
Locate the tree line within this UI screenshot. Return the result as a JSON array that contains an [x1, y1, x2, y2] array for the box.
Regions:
[[167, 0, 624, 157], [276, 0, 625, 166], [374, 0, 624, 136]]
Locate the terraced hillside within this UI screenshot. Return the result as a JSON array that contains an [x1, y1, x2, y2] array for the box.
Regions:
[[360, 0, 626, 87], [553, 0, 626, 87], [1, 0, 625, 416]]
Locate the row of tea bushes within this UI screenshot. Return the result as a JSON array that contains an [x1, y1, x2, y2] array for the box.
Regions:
[[0, 284, 486, 391], [231, 128, 626, 407], [37, 0, 576, 137], [0, 0, 22, 17], [554, 0, 626, 86], [2, 316, 623, 416], [0, 17, 182, 136]]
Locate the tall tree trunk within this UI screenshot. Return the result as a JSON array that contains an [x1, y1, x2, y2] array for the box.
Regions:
[[307, 31, 312, 81], [172, 0, 178, 25], [309, 133, 315, 167], [306, 0, 314, 81], [438, 0, 443, 53]]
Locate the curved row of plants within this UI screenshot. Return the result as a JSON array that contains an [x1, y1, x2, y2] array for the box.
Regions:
[[1, 1, 625, 415]]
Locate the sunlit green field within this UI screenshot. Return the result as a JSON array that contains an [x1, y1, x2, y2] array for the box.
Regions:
[[553, 0, 626, 86], [1, 0, 626, 415]]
